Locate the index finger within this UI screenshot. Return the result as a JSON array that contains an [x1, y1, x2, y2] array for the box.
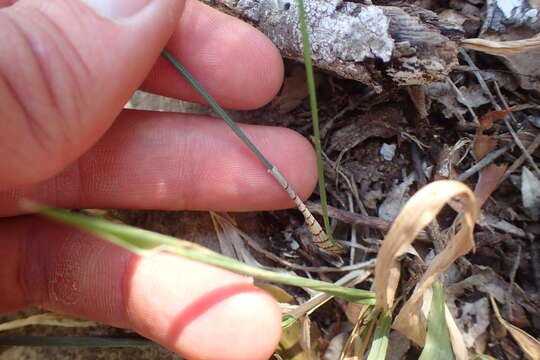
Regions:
[[141, 0, 284, 110]]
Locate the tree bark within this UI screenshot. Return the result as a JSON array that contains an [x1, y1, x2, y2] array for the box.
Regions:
[[203, 0, 463, 86]]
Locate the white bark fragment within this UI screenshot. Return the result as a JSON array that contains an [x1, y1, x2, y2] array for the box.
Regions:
[[205, 0, 462, 85]]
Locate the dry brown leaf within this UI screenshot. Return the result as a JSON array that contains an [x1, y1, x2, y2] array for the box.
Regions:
[[473, 134, 498, 161], [475, 164, 507, 209], [461, 34, 540, 56], [271, 64, 310, 114], [490, 296, 540, 360], [474, 107, 516, 160], [374, 180, 478, 347], [0, 312, 96, 331], [479, 107, 517, 132]]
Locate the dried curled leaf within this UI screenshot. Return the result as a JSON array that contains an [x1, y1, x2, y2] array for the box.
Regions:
[[373, 180, 478, 347], [490, 296, 540, 360], [461, 34, 540, 56]]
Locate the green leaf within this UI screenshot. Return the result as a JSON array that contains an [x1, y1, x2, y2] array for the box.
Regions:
[[294, 0, 338, 250], [35, 206, 375, 305], [419, 281, 455, 360], [366, 311, 392, 360]]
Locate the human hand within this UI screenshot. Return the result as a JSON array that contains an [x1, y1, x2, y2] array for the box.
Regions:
[[0, 0, 317, 359]]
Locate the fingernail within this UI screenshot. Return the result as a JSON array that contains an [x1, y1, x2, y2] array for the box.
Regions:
[[81, 0, 153, 18]]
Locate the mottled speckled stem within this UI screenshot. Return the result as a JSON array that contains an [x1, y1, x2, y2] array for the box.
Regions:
[[162, 50, 343, 253]]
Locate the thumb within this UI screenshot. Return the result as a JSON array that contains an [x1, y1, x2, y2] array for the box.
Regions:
[[0, 0, 184, 189]]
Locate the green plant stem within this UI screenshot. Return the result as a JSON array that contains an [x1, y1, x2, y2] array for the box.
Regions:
[[295, 0, 336, 248], [161, 50, 273, 170], [36, 206, 375, 305]]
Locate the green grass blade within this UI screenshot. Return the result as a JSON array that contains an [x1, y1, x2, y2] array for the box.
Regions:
[[295, 0, 339, 251], [366, 311, 392, 360], [34, 206, 375, 305], [161, 50, 273, 170], [419, 281, 455, 360]]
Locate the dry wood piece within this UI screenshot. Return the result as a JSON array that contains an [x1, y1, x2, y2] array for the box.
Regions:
[[203, 0, 462, 85]]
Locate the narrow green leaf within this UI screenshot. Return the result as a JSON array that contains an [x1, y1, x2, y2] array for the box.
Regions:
[[295, 0, 339, 251], [282, 315, 298, 329], [366, 311, 392, 360], [35, 206, 375, 305], [419, 281, 455, 360]]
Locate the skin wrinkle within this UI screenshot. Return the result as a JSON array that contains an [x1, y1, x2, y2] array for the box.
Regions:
[[2, 13, 57, 155], [9, 4, 91, 155], [0, 72, 32, 165], [30, 4, 90, 132]]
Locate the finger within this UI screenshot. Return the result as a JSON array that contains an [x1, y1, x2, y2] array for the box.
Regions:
[[0, 110, 318, 216], [141, 0, 284, 110], [0, 216, 282, 360], [0, 0, 183, 189]]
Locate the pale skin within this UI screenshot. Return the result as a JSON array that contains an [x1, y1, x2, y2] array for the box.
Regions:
[[0, 0, 318, 359]]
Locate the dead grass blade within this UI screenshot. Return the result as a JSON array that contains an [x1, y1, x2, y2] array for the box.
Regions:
[[374, 180, 478, 348], [341, 306, 378, 360], [461, 34, 540, 56], [489, 296, 540, 360], [284, 270, 372, 325], [0, 313, 96, 331], [445, 305, 468, 360], [210, 212, 263, 267]]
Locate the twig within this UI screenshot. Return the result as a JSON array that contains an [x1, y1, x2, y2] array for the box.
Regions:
[[447, 77, 480, 125], [493, 81, 540, 179], [459, 49, 499, 108], [308, 202, 391, 231], [307, 202, 429, 241], [499, 133, 540, 185], [338, 240, 378, 253], [532, 240, 540, 292], [410, 141, 427, 187], [457, 146, 510, 182], [321, 98, 356, 138], [244, 232, 375, 272], [348, 194, 357, 265], [505, 244, 522, 321]]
